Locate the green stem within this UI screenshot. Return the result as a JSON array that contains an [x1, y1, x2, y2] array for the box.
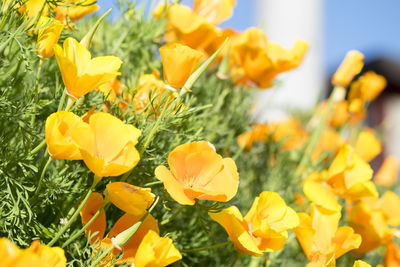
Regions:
[[31, 154, 52, 200], [89, 246, 114, 267], [62, 201, 109, 248], [181, 241, 230, 253], [47, 178, 98, 246], [143, 180, 163, 187], [294, 86, 345, 180], [30, 139, 46, 155], [161, 206, 184, 225], [31, 61, 43, 127], [230, 252, 241, 267], [57, 90, 67, 111], [232, 145, 245, 161]]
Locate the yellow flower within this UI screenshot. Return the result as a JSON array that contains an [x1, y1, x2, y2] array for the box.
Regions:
[[0, 238, 66, 267], [107, 213, 159, 263], [36, 17, 64, 60], [209, 191, 299, 256], [54, 0, 99, 24], [159, 43, 204, 89], [72, 112, 141, 177], [193, 0, 236, 25], [155, 141, 239, 205], [80, 192, 106, 244], [347, 198, 393, 253], [236, 124, 269, 150], [376, 191, 400, 226], [375, 156, 398, 187], [105, 182, 155, 216], [326, 144, 377, 200], [354, 129, 382, 162], [18, 0, 49, 25], [230, 28, 308, 88], [54, 37, 123, 100], [331, 50, 364, 87], [45, 111, 86, 160], [303, 172, 341, 212], [164, 4, 219, 53], [349, 71, 387, 102], [311, 129, 345, 161], [133, 230, 182, 267], [353, 260, 371, 267], [294, 204, 361, 266], [269, 119, 308, 151]]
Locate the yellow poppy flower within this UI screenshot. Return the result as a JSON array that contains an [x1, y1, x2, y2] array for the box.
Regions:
[[133, 230, 182, 267], [326, 144, 377, 200], [133, 72, 179, 114], [311, 129, 345, 161], [354, 129, 382, 162], [155, 141, 239, 205], [294, 204, 361, 266], [105, 182, 155, 216], [18, 0, 49, 25], [45, 111, 87, 160], [269, 119, 308, 151], [193, 0, 235, 25], [237, 124, 269, 150], [385, 241, 400, 267], [80, 192, 106, 244], [54, 37, 123, 100], [0, 238, 66, 267], [349, 71, 387, 102], [54, 0, 99, 24], [375, 156, 398, 187], [209, 191, 299, 256], [165, 4, 219, 53], [36, 17, 64, 60], [159, 43, 204, 89], [107, 213, 159, 263], [303, 172, 341, 212], [72, 112, 141, 177], [376, 191, 400, 226], [347, 198, 392, 253], [331, 50, 364, 87], [230, 28, 308, 88]]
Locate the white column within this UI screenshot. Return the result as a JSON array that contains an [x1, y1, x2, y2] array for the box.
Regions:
[[253, 0, 324, 122]]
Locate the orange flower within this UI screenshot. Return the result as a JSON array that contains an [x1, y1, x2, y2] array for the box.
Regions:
[[385, 241, 400, 267], [36, 17, 64, 60], [294, 204, 361, 266], [331, 50, 364, 87], [349, 71, 387, 102], [164, 4, 219, 53], [311, 129, 345, 161], [354, 129, 382, 162], [159, 43, 204, 89], [375, 156, 398, 187], [72, 112, 141, 177], [133, 230, 182, 267], [45, 111, 87, 160], [155, 141, 239, 205], [0, 238, 66, 267], [80, 192, 106, 244], [353, 260, 371, 267], [236, 124, 269, 150], [54, 37, 122, 100], [193, 0, 236, 25], [54, 0, 99, 24], [326, 144, 377, 200], [209, 191, 299, 256], [18, 0, 49, 25], [270, 119, 308, 151], [107, 213, 159, 263], [105, 182, 155, 216], [230, 28, 308, 88], [133, 72, 179, 114]]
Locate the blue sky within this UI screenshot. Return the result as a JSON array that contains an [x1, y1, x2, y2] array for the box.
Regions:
[[97, 0, 400, 73]]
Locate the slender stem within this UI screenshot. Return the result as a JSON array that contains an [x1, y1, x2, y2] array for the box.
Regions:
[[230, 252, 241, 267], [31, 154, 52, 200], [30, 139, 46, 155], [57, 90, 67, 111], [294, 86, 345, 180], [31, 61, 43, 127], [181, 241, 230, 253], [47, 180, 96, 246], [143, 180, 163, 187], [62, 201, 109, 248], [233, 145, 245, 161], [161, 206, 184, 225]]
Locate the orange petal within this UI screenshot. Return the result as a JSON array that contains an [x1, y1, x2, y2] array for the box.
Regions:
[[80, 192, 106, 244]]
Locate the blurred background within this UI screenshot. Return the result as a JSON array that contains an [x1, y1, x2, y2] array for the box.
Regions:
[[95, 0, 400, 161]]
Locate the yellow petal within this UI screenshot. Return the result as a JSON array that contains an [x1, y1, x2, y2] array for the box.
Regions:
[[332, 50, 364, 87], [303, 175, 341, 212], [106, 182, 155, 216], [375, 156, 398, 187], [80, 192, 106, 244], [354, 129, 382, 162], [28, 240, 67, 267], [193, 0, 235, 25], [332, 226, 361, 258], [353, 260, 371, 267]]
